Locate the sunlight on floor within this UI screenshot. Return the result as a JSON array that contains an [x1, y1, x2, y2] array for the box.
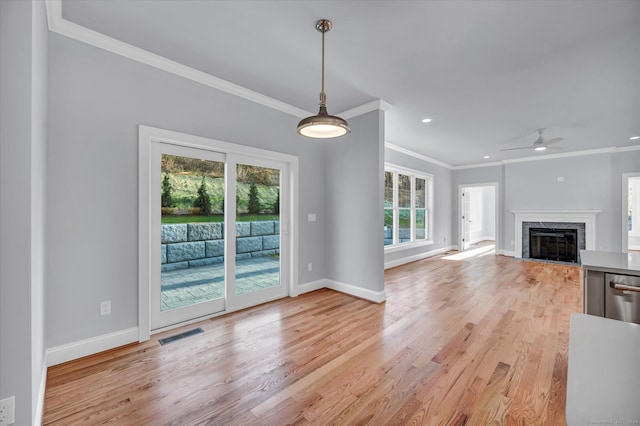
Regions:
[[443, 244, 495, 260]]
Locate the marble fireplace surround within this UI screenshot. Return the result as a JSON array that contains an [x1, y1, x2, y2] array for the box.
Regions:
[[512, 210, 601, 259]]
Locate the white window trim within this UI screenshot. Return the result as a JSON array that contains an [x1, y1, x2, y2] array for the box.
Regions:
[[384, 163, 434, 252]]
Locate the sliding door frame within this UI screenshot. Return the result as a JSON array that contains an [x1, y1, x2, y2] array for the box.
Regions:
[[138, 125, 299, 341]]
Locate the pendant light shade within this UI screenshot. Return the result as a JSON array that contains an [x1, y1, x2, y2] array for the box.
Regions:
[[297, 19, 350, 139]]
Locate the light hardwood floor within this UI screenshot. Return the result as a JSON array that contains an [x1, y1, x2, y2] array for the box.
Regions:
[[43, 248, 582, 425]]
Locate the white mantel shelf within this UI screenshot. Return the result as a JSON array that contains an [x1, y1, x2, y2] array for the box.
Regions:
[[511, 210, 601, 259]]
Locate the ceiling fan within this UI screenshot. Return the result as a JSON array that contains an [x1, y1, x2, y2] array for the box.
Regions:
[[500, 128, 563, 151]]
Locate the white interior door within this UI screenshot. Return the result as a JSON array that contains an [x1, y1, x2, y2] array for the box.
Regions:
[[461, 189, 472, 251]]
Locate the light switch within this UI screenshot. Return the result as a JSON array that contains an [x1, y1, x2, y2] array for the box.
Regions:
[[308, 213, 316, 222]]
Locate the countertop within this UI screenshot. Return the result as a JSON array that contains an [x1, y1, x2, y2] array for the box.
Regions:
[[566, 313, 640, 425], [580, 250, 640, 274]]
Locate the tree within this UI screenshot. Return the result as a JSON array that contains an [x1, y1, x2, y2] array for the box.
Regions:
[[161, 174, 174, 207], [193, 177, 212, 215], [247, 182, 261, 214]]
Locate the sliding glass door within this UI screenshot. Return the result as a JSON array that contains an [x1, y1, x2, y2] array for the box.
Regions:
[[226, 156, 287, 312], [148, 140, 289, 330], [151, 143, 227, 329]]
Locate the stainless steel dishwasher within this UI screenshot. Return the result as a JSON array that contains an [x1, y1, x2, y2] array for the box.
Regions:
[[605, 273, 640, 324]]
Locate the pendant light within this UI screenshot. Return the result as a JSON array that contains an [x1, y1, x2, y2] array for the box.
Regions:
[[297, 19, 350, 139]]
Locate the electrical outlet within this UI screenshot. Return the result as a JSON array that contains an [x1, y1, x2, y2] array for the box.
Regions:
[[0, 396, 15, 426], [100, 300, 111, 315], [307, 263, 313, 272]]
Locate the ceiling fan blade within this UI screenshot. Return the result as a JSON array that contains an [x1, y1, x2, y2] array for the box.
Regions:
[[500, 146, 533, 151], [543, 137, 563, 146]]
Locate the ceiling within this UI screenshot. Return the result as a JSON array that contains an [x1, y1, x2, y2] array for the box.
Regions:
[[60, 0, 640, 167]]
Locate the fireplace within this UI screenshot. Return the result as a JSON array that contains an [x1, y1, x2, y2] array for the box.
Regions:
[[529, 228, 578, 263], [522, 221, 585, 263], [511, 210, 600, 261]]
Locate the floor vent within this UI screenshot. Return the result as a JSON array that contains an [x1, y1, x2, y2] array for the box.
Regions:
[[158, 327, 204, 346]]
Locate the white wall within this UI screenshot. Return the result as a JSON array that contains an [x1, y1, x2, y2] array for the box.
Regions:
[[482, 186, 496, 239], [465, 185, 496, 244], [0, 1, 48, 424], [383, 148, 454, 267], [46, 32, 329, 348]]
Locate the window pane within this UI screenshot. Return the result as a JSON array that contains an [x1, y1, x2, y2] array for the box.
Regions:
[[384, 171, 394, 207], [399, 209, 411, 243], [160, 154, 224, 311], [384, 208, 394, 246], [415, 178, 426, 208], [416, 209, 426, 240], [235, 164, 281, 296], [398, 174, 411, 208]]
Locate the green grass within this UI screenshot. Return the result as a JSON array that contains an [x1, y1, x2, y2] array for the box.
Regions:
[[161, 214, 279, 224]]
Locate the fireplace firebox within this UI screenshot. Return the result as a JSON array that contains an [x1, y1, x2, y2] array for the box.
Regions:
[[529, 228, 578, 263]]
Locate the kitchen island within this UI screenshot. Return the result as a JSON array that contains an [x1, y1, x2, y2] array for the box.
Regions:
[[566, 313, 640, 425], [580, 250, 640, 320]]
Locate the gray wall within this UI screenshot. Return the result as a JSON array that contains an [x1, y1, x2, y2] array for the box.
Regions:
[[450, 152, 640, 255], [46, 33, 327, 347], [384, 148, 454, 266], [0, 1, 48, 424], [325, 111, 385, 292], [504, 153, 620, 252]]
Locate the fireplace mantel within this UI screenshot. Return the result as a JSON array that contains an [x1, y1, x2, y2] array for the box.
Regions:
[[511, 210, 601, 259]]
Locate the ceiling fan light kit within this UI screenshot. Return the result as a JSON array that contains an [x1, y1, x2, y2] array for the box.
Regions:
[[297, 19, 350, 139], [500, 128, 563, 152]]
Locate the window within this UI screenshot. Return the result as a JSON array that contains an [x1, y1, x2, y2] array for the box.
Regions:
[[384, 165, 433, 248]]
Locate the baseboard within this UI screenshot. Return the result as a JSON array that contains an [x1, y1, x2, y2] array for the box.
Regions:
[[35, 355, 47, 426], [47, 327, 139, 366], [497, 250, 515, 257], [384, 245, 456, 270], [325, 279, 386, 303], [297, 279, 328, 295]]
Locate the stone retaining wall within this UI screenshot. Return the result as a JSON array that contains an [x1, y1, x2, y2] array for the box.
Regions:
[[161, 221, 279, 271]]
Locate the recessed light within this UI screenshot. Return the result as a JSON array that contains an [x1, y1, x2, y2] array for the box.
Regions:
[[630, 136, 640, 140], [421, 118, 432, 123], [483, 155, 490, 159]]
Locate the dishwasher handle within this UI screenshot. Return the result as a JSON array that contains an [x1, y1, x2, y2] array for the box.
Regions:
[[610, 281, 640, 293]]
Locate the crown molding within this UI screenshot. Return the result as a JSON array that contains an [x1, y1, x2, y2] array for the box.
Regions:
[[500, 145, 640, 164], [44, 0, 312, 118], [339, 99, 392, 119], [454, 161, 503, 170], [385, 142, 640, 171], [453, 144, 640, 169], [385, 143, 454, 169]]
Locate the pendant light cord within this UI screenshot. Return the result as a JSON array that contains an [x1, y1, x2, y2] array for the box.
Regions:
[[320, 26, 326, 107]]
